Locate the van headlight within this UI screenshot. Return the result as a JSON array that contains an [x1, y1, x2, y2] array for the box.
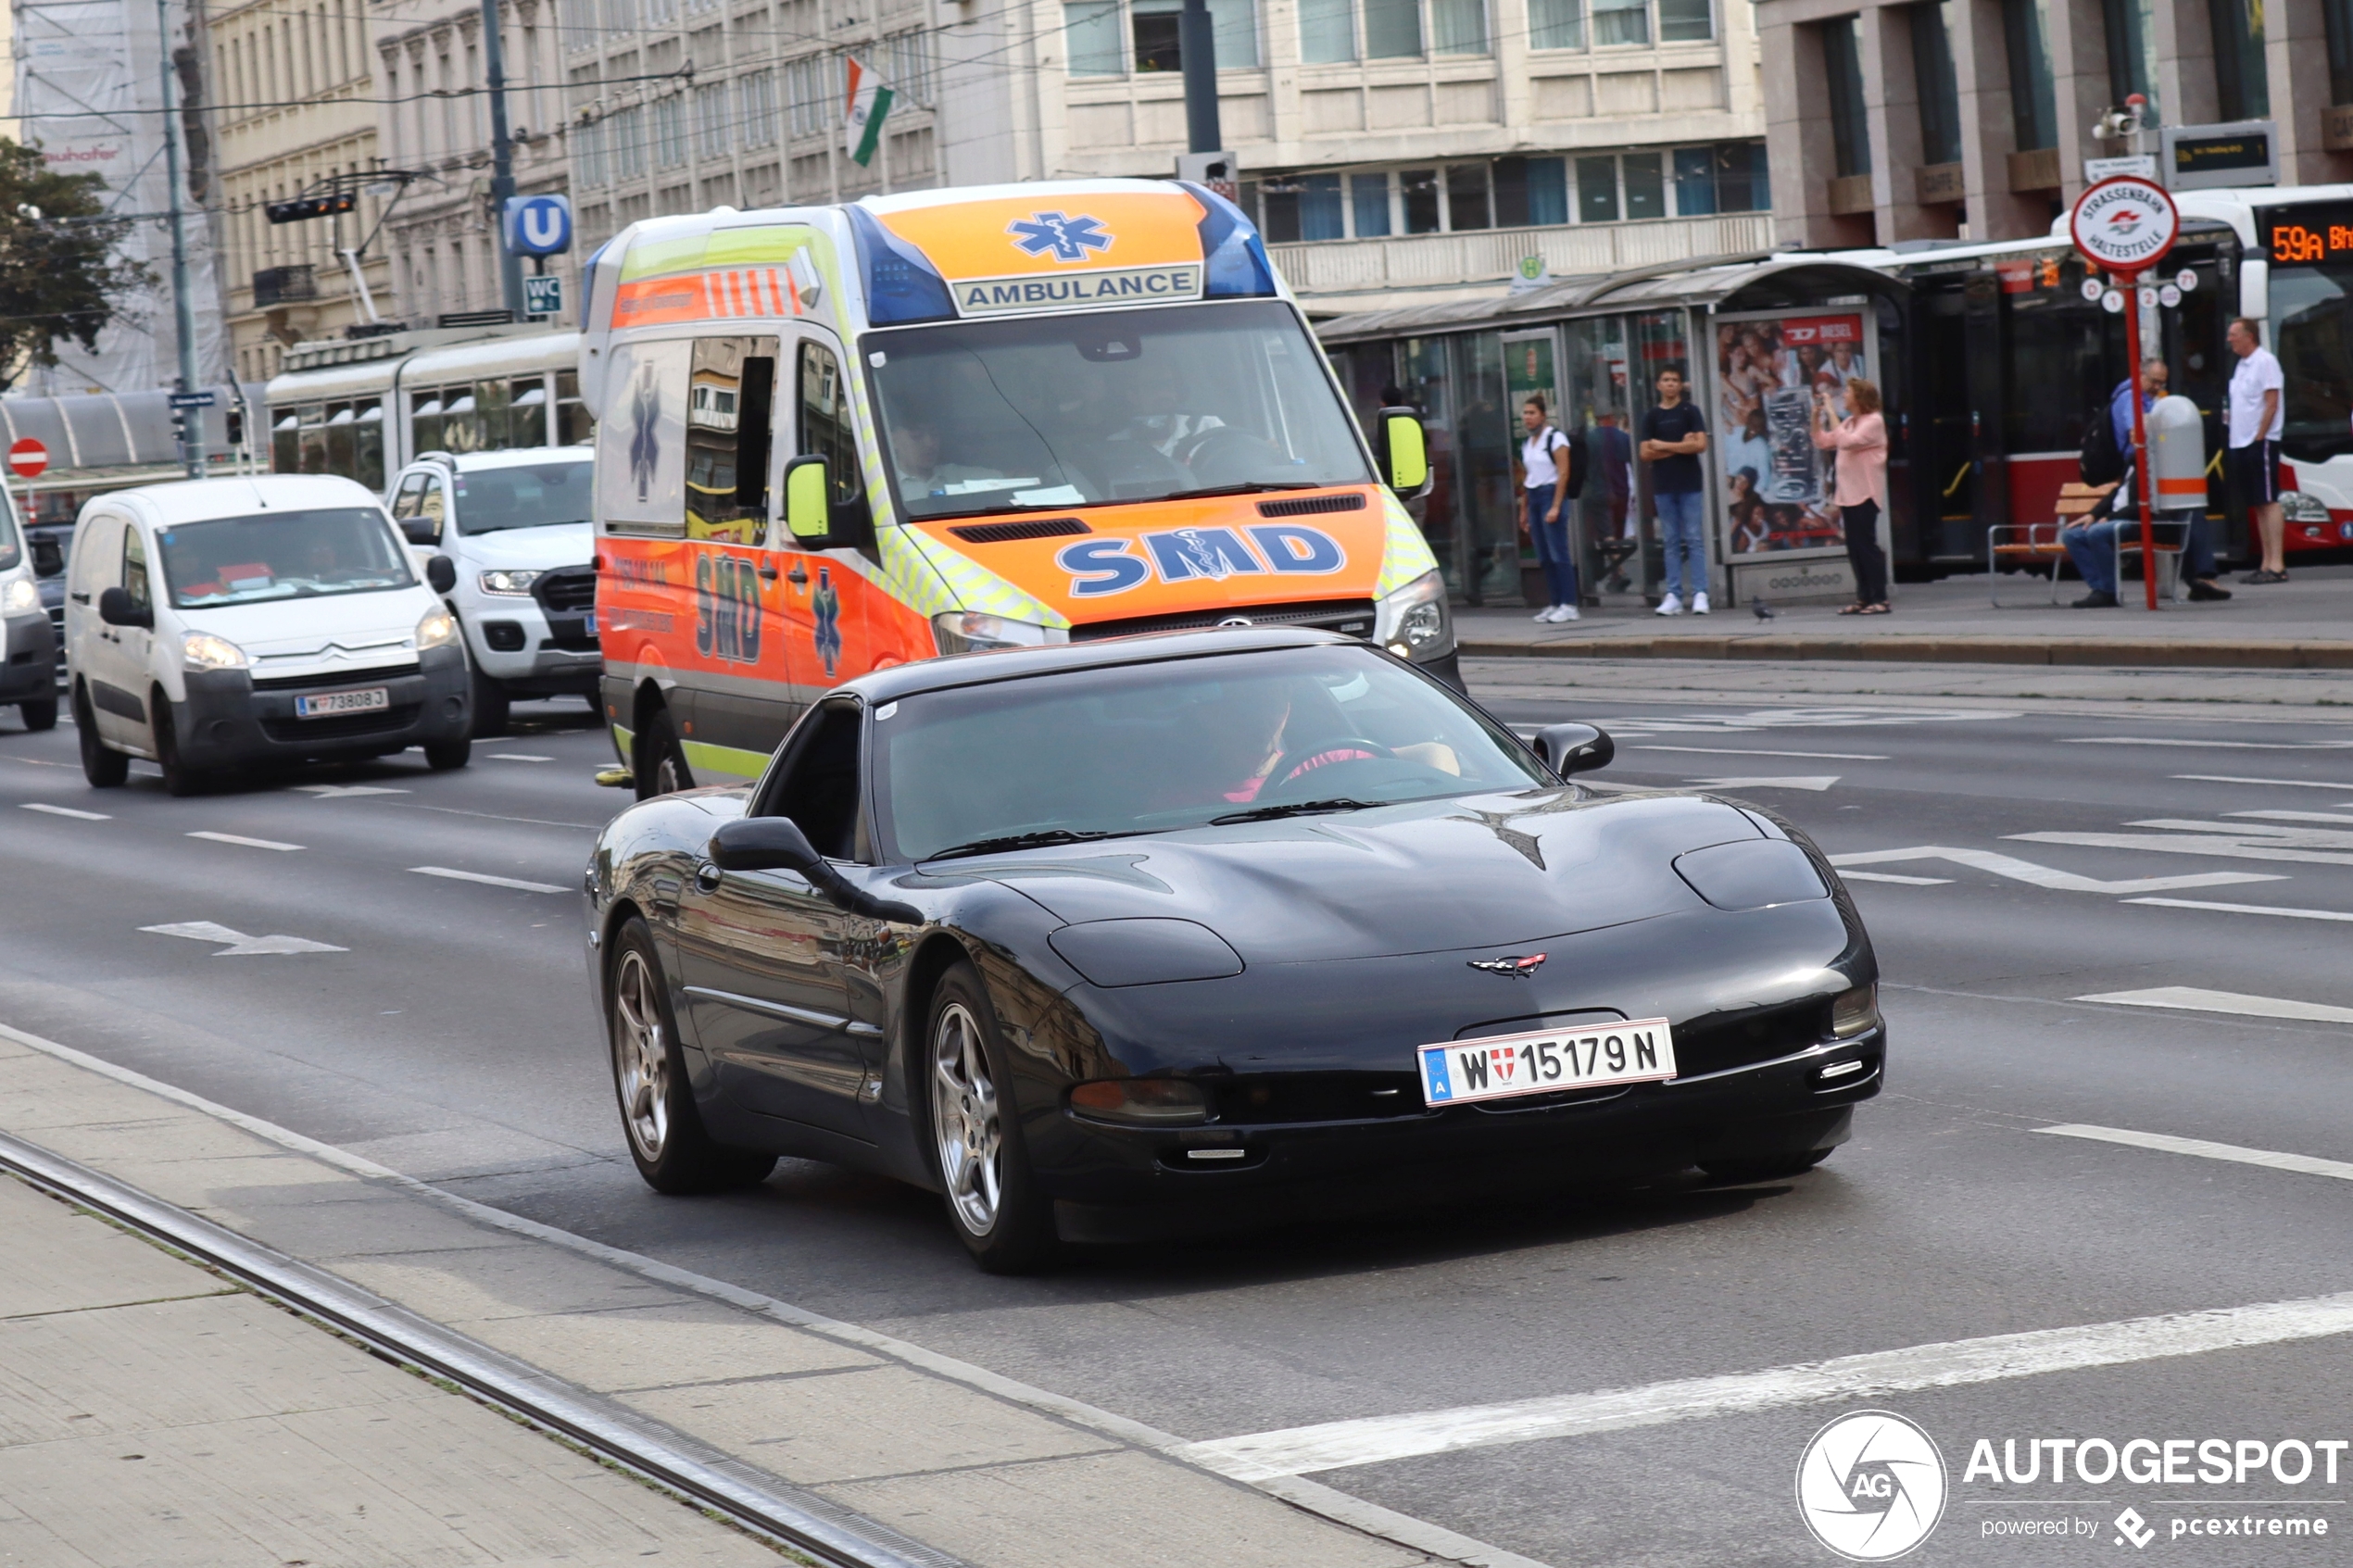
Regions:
[[1, 577, 37, 615], [181, 632, 249, 671], [414, 606, 459, 650], [479, 569, 542, 596], [932, 610, 1070, 655], [1375, 569, 1453, 660]]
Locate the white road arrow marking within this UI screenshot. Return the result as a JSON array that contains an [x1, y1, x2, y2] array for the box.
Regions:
[[2174, 773, 2353, 790], [488, 753, 554, 762], [2062, 736, 2353, 749], [1840, 871, 1953, 885], [2124, 897, 2353, 922], [2007, 830, 2353, 868], [409, 865, 566, 894], [2230, 809, 2353, 825], [1688, 775, 1842, 792], [186, 830, 302, 851], [19, 802, 109, 821], [1635, 746, 1888, 759], [140, 921, 346, 956], [291, 784, 411, 798], [2074, 986, 2353, 1025], [2039, 1124, 2353, 1182], [1830, 846, 2284, 894]]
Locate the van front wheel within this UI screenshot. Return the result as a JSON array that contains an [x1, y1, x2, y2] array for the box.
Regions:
[[75, 685, 127, 788]]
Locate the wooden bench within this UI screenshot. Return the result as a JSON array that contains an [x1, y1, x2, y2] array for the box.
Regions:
[[1988, 483, 2113, 606]]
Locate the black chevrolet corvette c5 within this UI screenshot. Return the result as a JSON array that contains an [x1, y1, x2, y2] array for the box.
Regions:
[[583, 627, 1884, 1272]]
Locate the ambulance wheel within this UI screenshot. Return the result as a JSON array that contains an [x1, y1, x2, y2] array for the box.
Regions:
[[635, 707, 694, 799]]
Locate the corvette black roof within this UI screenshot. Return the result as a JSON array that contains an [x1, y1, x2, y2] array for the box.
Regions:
[[838, 626, 1374, 704]]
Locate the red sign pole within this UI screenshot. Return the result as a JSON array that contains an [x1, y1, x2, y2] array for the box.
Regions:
[[2120, 270, 2159, 611]]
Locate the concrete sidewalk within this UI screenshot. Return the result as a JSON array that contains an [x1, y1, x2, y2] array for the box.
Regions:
[[0, 1022, 1478, 1568], [1458, 565, 2353, 669]]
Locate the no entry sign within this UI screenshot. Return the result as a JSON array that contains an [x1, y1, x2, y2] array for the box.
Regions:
[[2070, 178, 2181, 275], [7, 438, 46, 479]]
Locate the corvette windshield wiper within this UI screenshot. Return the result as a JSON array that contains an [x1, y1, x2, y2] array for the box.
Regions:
[[1209, 797, 1378, 825], [922, 828, 1156, 861]]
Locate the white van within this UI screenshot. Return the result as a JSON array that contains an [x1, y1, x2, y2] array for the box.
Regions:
[[0, 477, 57, 731], [64, 474, 472, 794], [385, 447, 597, 736]]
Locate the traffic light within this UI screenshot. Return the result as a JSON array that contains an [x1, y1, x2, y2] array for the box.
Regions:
[[267, 191, 356, 223]]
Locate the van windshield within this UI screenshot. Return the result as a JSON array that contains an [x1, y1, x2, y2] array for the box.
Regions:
[[454, 460, 595, 533], [865, 301, 1375, 521], [155, 508, 417, 608]]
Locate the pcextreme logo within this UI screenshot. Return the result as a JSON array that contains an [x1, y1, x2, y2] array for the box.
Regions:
[[1796, 1411, 1949, 1561]]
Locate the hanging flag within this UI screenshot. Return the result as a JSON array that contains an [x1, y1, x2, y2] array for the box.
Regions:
[[844, 56, 895, 167]]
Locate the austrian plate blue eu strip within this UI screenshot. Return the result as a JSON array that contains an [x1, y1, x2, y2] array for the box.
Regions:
[[1418, 1019, 1678, 1108]]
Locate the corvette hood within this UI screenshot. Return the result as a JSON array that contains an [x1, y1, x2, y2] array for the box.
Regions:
[[960, 789, 1769, 962]]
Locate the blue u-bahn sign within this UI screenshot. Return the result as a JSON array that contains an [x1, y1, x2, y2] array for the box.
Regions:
[[505, 194, 573, 257]]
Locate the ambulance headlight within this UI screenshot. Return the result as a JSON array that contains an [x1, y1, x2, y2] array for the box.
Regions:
[[931, 611, 1070, 656], [1375, 569, 1453, 660]]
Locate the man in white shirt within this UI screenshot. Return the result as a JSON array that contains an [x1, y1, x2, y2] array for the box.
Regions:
[[2226, 317, 2288, 583]]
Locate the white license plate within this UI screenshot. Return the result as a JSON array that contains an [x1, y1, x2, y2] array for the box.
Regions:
[[1418, 1018, 1677, 1108], [294, 686, 389, 719]]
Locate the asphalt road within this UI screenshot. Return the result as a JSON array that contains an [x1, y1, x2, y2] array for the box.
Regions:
[[4, 669, 2351, 1568]]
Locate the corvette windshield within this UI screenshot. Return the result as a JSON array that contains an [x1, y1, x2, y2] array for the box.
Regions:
[[876, 646, 1549, 861], [156, 508, 415, 608], [865, 301, 1374, 521]]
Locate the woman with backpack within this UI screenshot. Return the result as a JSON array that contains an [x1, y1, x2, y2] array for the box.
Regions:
[[1520, 395, 1587, 623]]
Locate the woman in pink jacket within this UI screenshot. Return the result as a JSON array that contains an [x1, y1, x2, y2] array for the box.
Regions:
[[1812, 376, 1889, 614]]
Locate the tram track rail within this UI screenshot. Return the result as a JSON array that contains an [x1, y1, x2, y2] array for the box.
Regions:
[[0, 1129, 966, 1568]]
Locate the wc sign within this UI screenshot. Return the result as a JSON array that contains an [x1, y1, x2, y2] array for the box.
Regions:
[[504, 194, 573, 257]]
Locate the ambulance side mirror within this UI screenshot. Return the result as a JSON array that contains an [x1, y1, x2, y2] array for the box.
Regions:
[[1378, 408, 1431, 499], [784, 455, 841, 546]]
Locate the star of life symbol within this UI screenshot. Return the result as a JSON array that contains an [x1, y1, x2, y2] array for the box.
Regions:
[[2114, 1507, 2156, 1549], [627, 365, 662, 503], [812, 566, 843, 678], [1008, 211, 1113, 263], [1795, 1411, 1947, 1561], [1171, 529, 1232, 580]]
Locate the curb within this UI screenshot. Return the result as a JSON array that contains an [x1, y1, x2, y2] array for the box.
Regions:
[[1457, 635, 2353, 671]]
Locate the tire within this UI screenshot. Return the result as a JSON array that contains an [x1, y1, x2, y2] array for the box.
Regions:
[[151, 698, 208, 797], [18, 697, 57, 732], [74, 684, 127, 788], [924, 961, 1058, 1273], [606, 919, 775, 1194], [423, 734, 472, 771], [1698, 1148, 1832, 1185], [469, 665, 510, 738], [634, 704, 694, 799]]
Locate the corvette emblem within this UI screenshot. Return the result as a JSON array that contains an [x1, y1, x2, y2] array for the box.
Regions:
[[1467, 953, 1546, 977]]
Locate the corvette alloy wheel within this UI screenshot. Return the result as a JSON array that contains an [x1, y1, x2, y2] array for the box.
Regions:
[[931, 1000, 1003, 1236], [611, 947, 671, 1162]]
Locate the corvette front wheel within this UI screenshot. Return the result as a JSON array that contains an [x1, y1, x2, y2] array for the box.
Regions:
[[925, 961, 1056, 1273]]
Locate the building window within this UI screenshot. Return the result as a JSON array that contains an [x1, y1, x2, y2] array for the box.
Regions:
[[1402, 167, 1441, 231], [1912, 2, 1963, 165], [1822, 16, 1871, 177], [1300, 0, 1355, 61], [1066, 1, 1126, 73], [1577, 155, 1618, 222], [577, 119, 608, 187], [1592, 0, 1647, 46], [2327, 0, 2353, 106], [1493, 156, 1568, 225], [1351, 170, 1392, 234], [694, 83, 729, 161], [653, 94, 687, 168], [885, 30, 936, 104], [2102, 0, 2159, 122], [1622, 151, 1666, 218], [2002, 0, 2057, 150], [1441, 164, 1487, 229], [1657, 0, 1712, 42], [1365, 0, 1422, 57], [612, 105, 647, 180], [743, 69, 780, 146], [2209, 0, 2269, 119], [786, 56, 832, 134], [1132, 0, 1183, 69], [1529, 0, 1583, 50], [1260, 172, 1345, 241], [1431, 0, 1488, 54]]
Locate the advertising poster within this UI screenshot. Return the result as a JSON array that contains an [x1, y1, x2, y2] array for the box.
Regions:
[[1716, 312, 1868, 556]]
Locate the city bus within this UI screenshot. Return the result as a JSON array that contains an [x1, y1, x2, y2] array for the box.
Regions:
[[579, 178, 1448, 797], [1869, 182, 2353, 571]]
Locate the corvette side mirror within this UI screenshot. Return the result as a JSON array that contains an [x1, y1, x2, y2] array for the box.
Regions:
[[707, 817, 923, 924], [1531, 722, 1613, 778]]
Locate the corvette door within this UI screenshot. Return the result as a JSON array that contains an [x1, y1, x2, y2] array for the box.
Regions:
[[673, 699, 877, 1140]]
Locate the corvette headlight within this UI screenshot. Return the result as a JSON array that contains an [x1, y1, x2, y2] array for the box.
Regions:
[[1, 577, 37, 615], [1375, 568, 1453, 660], [181, 631, 248, 671], [932, 610, 1070, 655], [479, 568, 542, 596], [1069, 1078, 1211, 1126], [414, 606, 458, 650], [1831, 984, 1881, 1039]]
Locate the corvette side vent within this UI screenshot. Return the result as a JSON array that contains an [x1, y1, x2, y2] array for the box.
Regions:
[[947, 517, 1090, 544], [1256, 493, 1365, 518]]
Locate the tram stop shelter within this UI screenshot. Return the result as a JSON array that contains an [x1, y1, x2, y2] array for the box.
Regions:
[[1315, 257, 1909, 610]]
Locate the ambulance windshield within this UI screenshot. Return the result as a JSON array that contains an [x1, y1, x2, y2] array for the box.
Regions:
[[865, 301, 1374, 520]]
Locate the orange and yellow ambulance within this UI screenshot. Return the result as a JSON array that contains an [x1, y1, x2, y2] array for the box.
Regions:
[[580, 178, 1445, 796]]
